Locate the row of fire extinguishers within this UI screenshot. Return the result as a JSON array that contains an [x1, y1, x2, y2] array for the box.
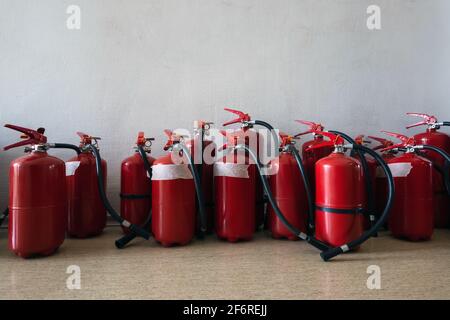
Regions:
[[1, 110, 450, 261]]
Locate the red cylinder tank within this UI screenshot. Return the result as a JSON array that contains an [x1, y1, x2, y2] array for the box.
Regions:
[[120, 133, 155, 234], [406, 113, 450, 228], [67, 132, 106, 238], [151, 131, 196, 246], [381, 131, 434, 241], [215, 130, 256, 242], [267, 134, 308, 240], [222, 108, 265, 230], [4, 125, 67, 258]]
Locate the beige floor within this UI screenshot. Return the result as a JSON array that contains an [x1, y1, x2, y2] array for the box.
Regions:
[[0, 226, 449, 300]]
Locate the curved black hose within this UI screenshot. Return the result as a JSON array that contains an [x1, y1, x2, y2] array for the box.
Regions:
[[289, 145, 315, 234], [86, 144, 150, 240], [50, 143, 81, 155], [115, 146, 154, 249], [236, 144, 330, 252], [420, 145, 450, 194], [329, 130, 376, 227], [320, 145, 395, 261], [0, 208, 8, 226], [443, 121, 450, 126], [253, 120, 280, 158], [179, 143, 207, 236]]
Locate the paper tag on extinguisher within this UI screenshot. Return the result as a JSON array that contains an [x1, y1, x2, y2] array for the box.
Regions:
[[151, 164, 193, 180], [214, 162, 250, 178], [65, 161, 81, 176], [376, 162, 413, 177]]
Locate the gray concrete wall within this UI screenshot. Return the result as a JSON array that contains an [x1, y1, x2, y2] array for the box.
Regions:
[[1, 0, 449, 207]]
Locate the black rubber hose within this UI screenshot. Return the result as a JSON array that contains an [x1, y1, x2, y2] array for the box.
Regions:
[[329, 130, 376, 227], [253, 120, 280, 158], [114, 145, 154, 249], [179, 143, 207, 236], [289, 145, 315, 234], [50, 143, 81, 155], [115, 212, 152, 249], [0, 208, 8, 226], [320, 144, 395, 261], [443, 121, 450, 126], [236, 144, 330, 252], [420, 145, 450, 194], [86, 144, 150, 240]]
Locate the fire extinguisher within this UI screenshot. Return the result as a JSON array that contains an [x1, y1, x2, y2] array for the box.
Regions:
[[222, 108, 270, 230], [85, 140, 151, 244], [184, 120, 216, 233], [215, 129, 257, 242], [3, 124, 68, 258], [406, 113, 450, 228], [151, 130, 207, 246], [119, 132, 155, 234], [325, 131, 378, 231], [379, 131, 450, 240], [368, 135, 397, 225], [66, 132, 107, 238], [267, 133, 312, 240]]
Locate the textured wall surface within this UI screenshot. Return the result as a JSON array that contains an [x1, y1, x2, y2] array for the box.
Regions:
[[1, 0, 449, 207]]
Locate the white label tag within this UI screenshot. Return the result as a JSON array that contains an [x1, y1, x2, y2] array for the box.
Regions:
[[214, 162, 249, 178], [151, 164, 193, 180], [376, 162, 413, 178], [66, 161, 81, 176]]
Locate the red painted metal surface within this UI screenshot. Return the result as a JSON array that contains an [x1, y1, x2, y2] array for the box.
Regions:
[[67, 152, 107, 238], [152, 134, 196, 246], [222, 108, 265, 229], [215, 152, 256, 242], [406, 113, 450, 228], [315, 152, 364, 247], [413, 129, 450, 227], [120, 152, 154, 234], [385, 153, 434, 240], [267, 152, 307, 240], [8, 151, 67, 258]]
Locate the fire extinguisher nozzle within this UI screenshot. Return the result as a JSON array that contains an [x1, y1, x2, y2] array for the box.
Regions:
[[320, 247, 343, 262]]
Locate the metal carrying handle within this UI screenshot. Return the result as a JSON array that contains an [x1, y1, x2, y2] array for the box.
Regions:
[[306, 130, 345, 150], [368, 136, 394, 151], [294, 120, 324, 137], [77, 132, 101, 147], [406, 112, 438, 129], [223, 108, 251, 126], [3, 124, 47, 150], [380, 131, 416, 152]]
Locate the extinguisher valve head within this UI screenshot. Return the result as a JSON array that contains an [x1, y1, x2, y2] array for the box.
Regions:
[[406, 112, 440, 129], [3, 124, 48, 151], [136, 132, 154, 152], [380, 131, 416, 153], [76, 132, 101, 149], [223, 107, 252, 127], [294, 120, 325, 137]]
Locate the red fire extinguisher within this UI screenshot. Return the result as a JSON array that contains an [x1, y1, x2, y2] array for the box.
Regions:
[[215, 129, 257, 242], [184, 120, 215, 233], [3, 124, 68, 258], [120, 132, 155, 234], [378, 131, 450, 241], [267, 133, 310, 239], [223, 108, 268, 228], [152, 130, 206, 246], [406, 113, 450, 228], [369, 135, 397, 224], [66, 132, 107, 238]]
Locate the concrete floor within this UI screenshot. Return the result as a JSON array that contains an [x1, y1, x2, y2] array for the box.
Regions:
[[0, 226, 449, 300]]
